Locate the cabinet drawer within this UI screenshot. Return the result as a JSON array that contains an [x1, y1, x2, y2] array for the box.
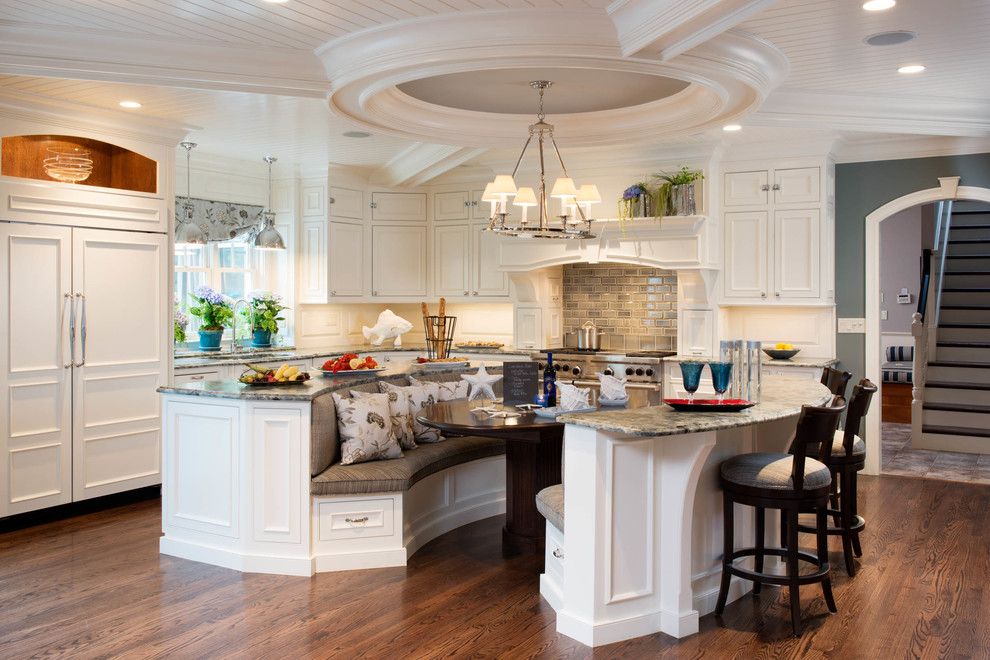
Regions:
[[173, 369, 221, 385], [317, 497, 395, 540]]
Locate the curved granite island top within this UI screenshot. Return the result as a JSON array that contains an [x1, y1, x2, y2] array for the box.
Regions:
[[558, 377, 833, 437]]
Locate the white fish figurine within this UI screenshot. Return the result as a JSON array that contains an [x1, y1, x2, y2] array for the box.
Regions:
[[362, 309, 414, 347]]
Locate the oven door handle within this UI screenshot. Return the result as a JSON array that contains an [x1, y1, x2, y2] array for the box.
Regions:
[[573, 380, 661, 390]]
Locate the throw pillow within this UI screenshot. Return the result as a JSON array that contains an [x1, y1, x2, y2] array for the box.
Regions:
[[379, 381, 443, 443], [331, 392, 403, 465], [352, 388, 417, 450], [410, 375, 469, 401]]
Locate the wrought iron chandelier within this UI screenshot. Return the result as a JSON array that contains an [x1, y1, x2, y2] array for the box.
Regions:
[[482, 81, 599, 240]]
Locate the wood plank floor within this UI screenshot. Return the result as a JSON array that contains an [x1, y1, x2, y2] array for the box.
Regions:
[[1, 474, 988, 659]]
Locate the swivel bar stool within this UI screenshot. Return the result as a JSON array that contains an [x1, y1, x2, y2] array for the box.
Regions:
[[715, 396, 847, 636], [821, 366, 853, 398]]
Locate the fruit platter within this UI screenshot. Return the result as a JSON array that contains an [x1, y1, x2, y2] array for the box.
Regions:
[[320, 353, 385, 376], [239, 363, 311, 386]]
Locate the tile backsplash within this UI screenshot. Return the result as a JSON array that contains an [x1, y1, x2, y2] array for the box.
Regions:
[[562, 264, 677, 351]]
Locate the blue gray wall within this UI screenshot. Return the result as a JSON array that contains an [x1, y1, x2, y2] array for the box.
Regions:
[[835, 152, 990, 376]]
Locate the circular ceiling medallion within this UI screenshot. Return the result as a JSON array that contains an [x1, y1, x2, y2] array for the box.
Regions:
[[864, 30, 917, 46], [397, 69, 690, 115]]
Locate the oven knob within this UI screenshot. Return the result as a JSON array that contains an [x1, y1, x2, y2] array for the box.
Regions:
[[603, 368, 614, 376], [572, 366, 582, 376], [645, 368, 654, 377], [554, 364, 561, 372], [562, 364, 570, 372], [635, 368, 645, 376], [625, 368, 634, 376]]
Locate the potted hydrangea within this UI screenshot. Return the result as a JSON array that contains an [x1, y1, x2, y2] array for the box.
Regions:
[[242, 291, 288, 348], [173, 300, 188, 347], [188, 285, 233, 350]]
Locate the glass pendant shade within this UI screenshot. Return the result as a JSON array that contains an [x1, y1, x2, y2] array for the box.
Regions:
[[490, 175, 517, 197], [550, 177, 577, 199], [513, 187, 538, 207]]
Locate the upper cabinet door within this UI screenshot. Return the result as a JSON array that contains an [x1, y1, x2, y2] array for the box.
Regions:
[[469, 190, 489, 220], [301, 183, 326, 218], [372, 226, 427, 296], [723, 211, 769, 299], [723, 170, 769, 207], [774, 167, 820, 206], [434, 224, 471, 296], [71, 228, 167, 501], [329, 222, 364, 297], [473, 224, 510, 297], [0, 223, 73, 517], [371, 192, 427, 222], [329, 186, 364, 220], [434, 191, 472, 222], [774, 209, 821, 299], [298, 219, 328, 304]]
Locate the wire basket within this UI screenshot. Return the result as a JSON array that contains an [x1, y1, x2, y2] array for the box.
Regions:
[[424, 315, 457, 360]]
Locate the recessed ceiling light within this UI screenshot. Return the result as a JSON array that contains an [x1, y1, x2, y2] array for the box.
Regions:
[[863, 0, 896, 11], [342, 131, 371, 138], [864, 30, 916, 46], [898, 64, 926, 74], [119, 100, 142, 109], [722, 124, 742, 132]]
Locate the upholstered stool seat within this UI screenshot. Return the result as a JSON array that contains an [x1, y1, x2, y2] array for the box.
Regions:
[[720, 453, 831, 493], [830, 431, 865, 458], [536, 484, 564, 532]]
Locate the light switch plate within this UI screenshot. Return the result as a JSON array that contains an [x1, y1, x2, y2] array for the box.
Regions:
[[837, 317, 866, 333], [880, 310, 888, 320]]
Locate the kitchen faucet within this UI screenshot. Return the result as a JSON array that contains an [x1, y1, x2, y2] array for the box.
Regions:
[[231, 299, 250, 353]]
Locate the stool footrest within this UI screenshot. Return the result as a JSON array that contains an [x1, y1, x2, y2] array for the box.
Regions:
[[797, 513, 865, 535], [725, 547, 830, 586]]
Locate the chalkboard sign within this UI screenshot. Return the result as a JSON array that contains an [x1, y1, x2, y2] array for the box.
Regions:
[[502, 361, 539, 406]]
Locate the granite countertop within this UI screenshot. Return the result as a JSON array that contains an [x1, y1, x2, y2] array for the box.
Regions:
[[173, 344, 533, 370], [558, 377, 833, 437], [158, 364, 477, 401], [661, 355, 838, 369]]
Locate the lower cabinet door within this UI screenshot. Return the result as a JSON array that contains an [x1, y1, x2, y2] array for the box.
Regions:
[[372, 226, 427, 297]]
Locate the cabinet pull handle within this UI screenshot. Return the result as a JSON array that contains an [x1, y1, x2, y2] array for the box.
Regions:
[[463, 291, 469, 296], [372, 290, 378, 296], [330, 290, 336, 296], [761, 292, 767, 298], [472, 291, 478, 296], [471, 200, 478, 206], [552, 548, 564, 559], [74, 293, 86, 367], [328, 196, 336, 204], [464, 200, 471, 207], [191, 375, 205, 381], [370, 202, 377, 209], [64, 293, 74, 369], [772, 183, 781, 191], [775, 292, 781, 297], [345, 516, 369, 524], [760, 184, 769, 191]]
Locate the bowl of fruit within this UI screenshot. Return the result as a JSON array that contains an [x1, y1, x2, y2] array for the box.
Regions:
[[239, 363, 311, 386], [763, 343, 800, 360], [320, 353, 384, 376]]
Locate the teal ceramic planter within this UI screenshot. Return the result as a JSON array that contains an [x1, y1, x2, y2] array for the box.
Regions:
[[198, 329, 223, 350], [251, 329, 272, 348]]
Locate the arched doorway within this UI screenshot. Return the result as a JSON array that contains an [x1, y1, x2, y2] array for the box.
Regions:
[[863, 177, 990, 474]]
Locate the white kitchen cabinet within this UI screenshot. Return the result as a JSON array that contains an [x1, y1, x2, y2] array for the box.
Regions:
[[298, 219, 328, 304], [329, 222, 364, 297], [372, 226, 428, 297], [774, 167, 819, 206], [773, 209, 820, 299], [515, 307, 543, 350], [723, 171, 768, 207], [434, 224, 471, 296], [301, 183, 326, 218], [469, 189, 489, 220], [723, 211, 769, 299], [371, 192, 426, 222], [173, 369, 222, 385], [435, 191, 472, 222], [473, 223, 510, 297], [329, 186, 364, 220]]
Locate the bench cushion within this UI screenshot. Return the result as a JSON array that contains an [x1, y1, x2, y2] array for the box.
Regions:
[[311, 434, 505, 496], [720, 452, 831, 491], [536, 484, 564, 532]]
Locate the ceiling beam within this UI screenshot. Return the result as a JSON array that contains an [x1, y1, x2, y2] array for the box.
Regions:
[[371, 143, 488, 187], [0, 21, 328, 98], [608, 0, 778, 60]]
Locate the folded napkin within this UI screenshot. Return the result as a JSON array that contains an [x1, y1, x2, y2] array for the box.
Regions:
[[597, 372, 628, 401], [558, 383, 592, 411]]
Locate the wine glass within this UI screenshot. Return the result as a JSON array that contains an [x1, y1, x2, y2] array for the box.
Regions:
[[679, 361, 704, 403], [709, 361, 733, 404]]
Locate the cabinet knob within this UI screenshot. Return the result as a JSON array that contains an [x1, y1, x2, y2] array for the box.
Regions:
[[761, 292, 767, 298], [472, 291, 478, 296], [328, 197, 335, 204], [464, 200, 471, 207], [370, 202, 378, 209], [772, 183, 781, 191], [463, 291, 469, 296], [373, 290, 378, 296], [760, 184, 769, 192], [775, 292, 781, 297], [330, 290, 336, 296]]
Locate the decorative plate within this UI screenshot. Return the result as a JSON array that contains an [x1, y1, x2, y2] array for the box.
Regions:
[[598, 396, 629, 407], [534, 405, 597, 418], [663, 398, 756, 412], [319, 367, 386, 377]]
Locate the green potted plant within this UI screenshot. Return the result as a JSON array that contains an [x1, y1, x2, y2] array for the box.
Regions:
[[654, 167, 704, 216], [173, 300, 188, 347], [188, 285, 233, 351], [242, 291, 288, 348], [619, 183, 665, 225]]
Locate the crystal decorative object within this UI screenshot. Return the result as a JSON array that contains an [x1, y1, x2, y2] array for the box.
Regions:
[[43, 147, 93, 183]]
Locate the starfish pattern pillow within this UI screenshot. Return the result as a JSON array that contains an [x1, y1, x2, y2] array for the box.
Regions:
[[352, 389, 417, 450], [331, 392, 403, 465], [410, 375, 469, 401], [379, 381, 443, 443]]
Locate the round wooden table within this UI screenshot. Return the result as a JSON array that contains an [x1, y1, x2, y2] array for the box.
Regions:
[[416, 400, 563, 555]]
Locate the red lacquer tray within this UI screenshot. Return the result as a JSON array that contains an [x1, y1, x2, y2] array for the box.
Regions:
[[663, 398, 756, 412]]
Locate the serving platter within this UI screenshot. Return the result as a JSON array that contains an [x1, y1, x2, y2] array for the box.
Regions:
[[416, 360, 470, 370], [319, 367, 386, 377], [663, 398, 756, 412]]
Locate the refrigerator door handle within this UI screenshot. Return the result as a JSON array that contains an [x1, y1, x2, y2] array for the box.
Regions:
[[64, 293, 75, 369], [74, 293, 86, 368]]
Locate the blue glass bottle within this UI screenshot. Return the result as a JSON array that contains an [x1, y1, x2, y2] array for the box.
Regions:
[[543, 352, 557, 407]]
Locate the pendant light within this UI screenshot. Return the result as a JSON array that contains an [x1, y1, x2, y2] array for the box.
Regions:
[[255, 155, 287, 251], [174, 141, 206, 246]]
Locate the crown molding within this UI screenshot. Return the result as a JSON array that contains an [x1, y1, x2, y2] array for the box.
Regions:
[[608, 0, 778, 61], [0, 21, 328, 97], [834, 135, 990, 164]]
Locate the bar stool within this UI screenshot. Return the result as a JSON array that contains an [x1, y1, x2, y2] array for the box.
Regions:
[[798, 379, 877, 576], [715, 396, 847, 636], [821, 366, 853, 397]]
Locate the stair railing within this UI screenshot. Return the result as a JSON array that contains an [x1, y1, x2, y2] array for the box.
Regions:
[[930, 199, 955, 343]]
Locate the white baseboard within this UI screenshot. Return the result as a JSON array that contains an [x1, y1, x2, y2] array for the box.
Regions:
[[555, 609, 663, 648], [312, 547, 408, 572], [160, 537, 315, 577], [539, 573, 564, 611]]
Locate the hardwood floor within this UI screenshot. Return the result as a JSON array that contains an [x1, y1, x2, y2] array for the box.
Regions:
[[1, 474, 988, 658]]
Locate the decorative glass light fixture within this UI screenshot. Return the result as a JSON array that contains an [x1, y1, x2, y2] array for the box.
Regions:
[[174, 141, 206, 246], [43, 146, 93, 184], [254, 156, 287, 251], [483, 81, 596, 239]]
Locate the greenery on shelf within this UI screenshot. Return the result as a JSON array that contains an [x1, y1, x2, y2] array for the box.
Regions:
[[617, 167, 705, 226], [242, 291, 288, 335], [188, 285, 233, 331]]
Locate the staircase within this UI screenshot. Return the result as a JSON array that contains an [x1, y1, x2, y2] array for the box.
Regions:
[[917, 207, 990, 452]]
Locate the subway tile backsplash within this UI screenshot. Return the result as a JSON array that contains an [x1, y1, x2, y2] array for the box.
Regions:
[[562, 264, 678, 352]]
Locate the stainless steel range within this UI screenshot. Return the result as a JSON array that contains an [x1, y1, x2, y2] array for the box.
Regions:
[[532, 348, 675, 405]]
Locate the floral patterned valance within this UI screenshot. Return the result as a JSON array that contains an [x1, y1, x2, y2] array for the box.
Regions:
[[175, 197, 265, 242]]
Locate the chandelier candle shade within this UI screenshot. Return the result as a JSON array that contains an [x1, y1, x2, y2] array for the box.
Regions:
[[483, 81, 597, 239]]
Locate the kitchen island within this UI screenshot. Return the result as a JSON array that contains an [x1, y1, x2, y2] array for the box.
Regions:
[[542, 377, 833, 647]]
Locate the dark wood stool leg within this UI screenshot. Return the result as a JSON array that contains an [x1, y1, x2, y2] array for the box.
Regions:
[[850, 469, 863, 557], [787, 508, 802, 636], [839, 468, 856, 577], [780, 510, 788, 550], [829, 474, 841, 528], [715, 493, 734, 616], [754, 507, 765, 596], [817, 505, 837, 613]]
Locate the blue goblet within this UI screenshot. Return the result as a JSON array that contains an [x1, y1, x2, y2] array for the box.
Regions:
[[708, 361, 733, 403], [679, 361, 705, 403]]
